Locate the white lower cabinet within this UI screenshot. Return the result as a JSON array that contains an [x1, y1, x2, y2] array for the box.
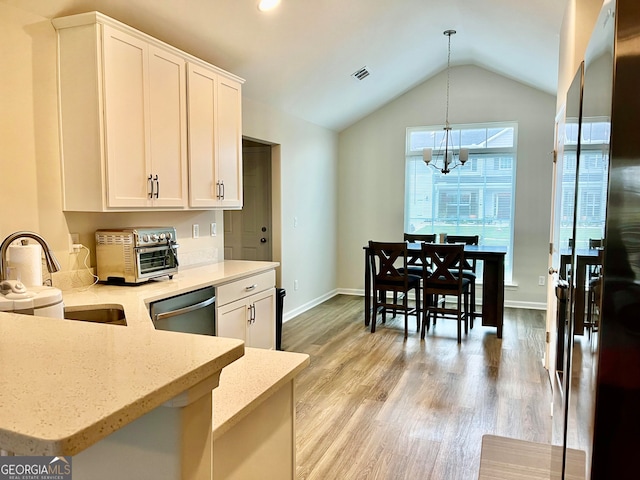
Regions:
[[216, 270, 276, 349]]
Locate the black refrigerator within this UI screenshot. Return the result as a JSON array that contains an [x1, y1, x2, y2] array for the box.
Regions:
[[554, 1, 640, 478]]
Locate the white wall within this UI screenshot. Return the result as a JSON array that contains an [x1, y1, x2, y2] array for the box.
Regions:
[[337, 64, 556, 307], [242, 97, 339, 318], [557, 0, 604, 111]]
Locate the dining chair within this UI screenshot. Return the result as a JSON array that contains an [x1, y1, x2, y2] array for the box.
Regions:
[[585, 239, 604, 338], [445, 235, 479, 327], [420, 243, 470, 343], [368, 241, 421, 338]]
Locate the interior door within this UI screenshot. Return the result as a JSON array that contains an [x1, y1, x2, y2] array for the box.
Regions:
[[550, 63, 584, 480], [545, 106, 567, 380], [224, 143, 272, 261]]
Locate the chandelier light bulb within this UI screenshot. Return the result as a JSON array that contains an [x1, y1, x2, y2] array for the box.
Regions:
[[423, 148, 433, 165], [258, 0, 281, 11]]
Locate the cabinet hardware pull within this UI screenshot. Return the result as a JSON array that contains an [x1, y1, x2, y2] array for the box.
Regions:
[[245, 284, 257, 291], [148, 174, 154, 198], [220, 180, 225, 200], [154, 175, 159, 198]]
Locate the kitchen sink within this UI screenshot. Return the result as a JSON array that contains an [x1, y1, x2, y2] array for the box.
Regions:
[[64, 305, 127, 326]]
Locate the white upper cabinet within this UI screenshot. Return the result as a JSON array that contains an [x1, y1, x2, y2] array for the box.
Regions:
[[53, 12, 243, 211], [188, 64, 243, 209]]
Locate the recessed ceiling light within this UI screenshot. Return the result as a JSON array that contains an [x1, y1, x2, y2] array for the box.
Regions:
[[258, 0, 281, 12]]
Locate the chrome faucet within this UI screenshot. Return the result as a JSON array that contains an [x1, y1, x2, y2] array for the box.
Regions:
[[0, 231, 61, 282]]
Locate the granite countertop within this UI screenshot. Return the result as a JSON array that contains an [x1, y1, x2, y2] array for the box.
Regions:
[[0, 260, 309, 456], [62, 260, 279, 329], [0, 312, 243, 456]]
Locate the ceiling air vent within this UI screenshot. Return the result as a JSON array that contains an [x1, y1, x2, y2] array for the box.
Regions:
[[351, 66, 370, 81]]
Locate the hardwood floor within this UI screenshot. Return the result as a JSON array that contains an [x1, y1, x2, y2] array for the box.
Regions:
[[282, 295, 552, 480]]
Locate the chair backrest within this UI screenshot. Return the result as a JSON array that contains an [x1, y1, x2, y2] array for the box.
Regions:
[[368, 241, 410, 293], [404, 233, 436, 244], [404, 233, 436, 268], [420, 243, 465, 294], [589, 238, 604, 249], [445, 235, 478, 272]]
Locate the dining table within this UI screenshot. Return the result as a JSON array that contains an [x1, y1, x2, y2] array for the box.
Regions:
[[364, 243, 507, 338]]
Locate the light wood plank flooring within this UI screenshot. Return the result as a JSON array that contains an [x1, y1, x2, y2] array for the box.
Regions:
[[282, 295, 552, 480]]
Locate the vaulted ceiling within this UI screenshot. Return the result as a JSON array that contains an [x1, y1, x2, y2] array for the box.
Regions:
[[5, 0, 568, 131]]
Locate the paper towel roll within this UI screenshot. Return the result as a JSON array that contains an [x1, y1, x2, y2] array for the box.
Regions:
[[8, 244, 43, 287]]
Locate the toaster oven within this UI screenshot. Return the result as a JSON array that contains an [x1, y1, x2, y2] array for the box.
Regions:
[[95, 227, 179, 284]]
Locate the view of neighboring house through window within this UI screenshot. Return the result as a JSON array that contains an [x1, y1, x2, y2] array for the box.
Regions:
[[404, 122, 517, 282], [559, 118, 609, 249]]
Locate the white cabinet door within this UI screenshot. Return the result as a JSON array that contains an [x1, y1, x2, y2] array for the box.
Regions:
[[216, 76, 243, 208], [148, 46, 188, 208], [187, 63, 218, 207], [248, 288, 276, 349], [102, 25, 150, 208], [187, 63, 243, 209], [217, 298, 249, 343]]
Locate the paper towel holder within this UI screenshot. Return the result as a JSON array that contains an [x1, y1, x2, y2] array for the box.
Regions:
[[0, 231, 61, 282]]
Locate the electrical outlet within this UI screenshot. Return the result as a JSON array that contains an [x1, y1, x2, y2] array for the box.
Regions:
[[294, 279, 299, 291], [538, 275, 545, 286], [293, 217, 298, 228], [210, 223, 217, 236], [192, 224, 199, 238], [68, 233, 80, 253]]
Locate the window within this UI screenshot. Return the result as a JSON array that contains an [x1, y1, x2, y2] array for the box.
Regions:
[[405, 122, 517, 282]]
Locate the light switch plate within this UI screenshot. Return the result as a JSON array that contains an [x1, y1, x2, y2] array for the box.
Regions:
[[210, 223, 217, 236], [192, 224, 199, 238]]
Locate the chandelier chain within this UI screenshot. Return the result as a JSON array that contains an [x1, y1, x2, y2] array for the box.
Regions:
[[445, 32, 452, 128]]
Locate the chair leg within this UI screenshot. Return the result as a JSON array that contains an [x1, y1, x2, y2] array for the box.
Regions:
[[453, 295, 460, 343], [464, 290, 469, 335], [415, 287, 421, 332], [469, 283, 475, 329], [421, 306, 429, 339], [371, 301, 377, 333]]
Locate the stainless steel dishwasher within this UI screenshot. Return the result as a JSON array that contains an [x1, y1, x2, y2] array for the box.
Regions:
[[149, 286, 216, 335]]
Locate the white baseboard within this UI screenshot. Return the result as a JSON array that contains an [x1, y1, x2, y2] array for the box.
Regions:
[[283, 289, 339, 323], [504, 300, 547, 310], [336, 289, 547, 311], [283, 289, 546, 322]]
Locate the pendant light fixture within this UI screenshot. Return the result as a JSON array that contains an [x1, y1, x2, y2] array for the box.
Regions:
[[423, 30, 469, 174]]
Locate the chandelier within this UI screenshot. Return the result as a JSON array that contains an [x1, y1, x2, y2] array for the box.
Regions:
[[423, 29, 469, 174]]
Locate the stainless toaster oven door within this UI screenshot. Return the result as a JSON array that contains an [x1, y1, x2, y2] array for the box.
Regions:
[[136, 245, 179, 278]]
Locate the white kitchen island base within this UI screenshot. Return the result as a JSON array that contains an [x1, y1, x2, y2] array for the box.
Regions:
[[212, 348, 310, 480], [74, 376, 219, 480]]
